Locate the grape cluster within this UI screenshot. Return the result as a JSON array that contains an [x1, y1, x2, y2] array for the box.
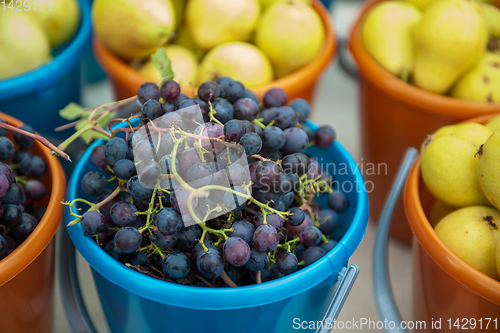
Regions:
[[67, 77, 347, 287], [0, 123, 48, 261]]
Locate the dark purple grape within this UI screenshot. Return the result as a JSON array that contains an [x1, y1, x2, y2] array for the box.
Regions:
[[328, 192, 349, 212], [276, 252, 298, 275], [81, 171, 107, 196], [105, 137, 131, 166], [241, 120, 255, 134], [321, 240, 338, 253], [0, 235, 6, 255], [262, 126, 285, 150], [216, 147, 243, 168], [162, 251, 190, 279], [263, 88, 288, 108], [81, 211, 106, 235], [114, 227, 142, 253], [223, 266, 242, 286], [20, 155, 46, 177], [171, 93, 189, 108], [0, 174, 9, 198], [318, 209, 339, 234], [303, 123, 315, 142], [132, 139, 155, 162], [302, 247, 326, 266], [227, 163, 249, 187], [253, 224, 279, 253], [0, 119, 6, 137], [234, 98, 259, 121], [287, 207, 305, 226], [261, 107, 280, 125], [253, 212, 284, 232], [113, 159, 136, 180], [191, 240, 217, 266], [175, 225, 201, 251], [314, 126, 336, 148], [249, 161, 262, 188], [91, 145, 108, 170], [160, 112, 183, 130], [283, 127, 309, 154], [96, 192, 120, 222], [141, 99, 165, 120], [160, 80, 181, 102], [177, 99, 197, 110], [110, 201, 138, 227], [198, 81, 220, 102], [24, 180, 46, 200], [245, 247, 268, 271], [97, 229, 114, 246], [0, 162, 14, 185], [0, 137, 14, 160], [223, 237, 251, 267], [259, 147, 282, 161], [129, 251, 150, 266], [224, 119, 246, 143], [273, 172, 293, 195], [170, 187, 198, 216], [154, 208, 183, 235], [186, 163, 212, 188], [127, 176, 154, 201], [224, 81, 245, 103], [306, 158, 322, 180], [256, 161, 281, 188], [104, 240, 129, 263], [177, 148, 203, 173], [0, 183, 24, 206], [229, 220, 255, 243], [212, 99, 234, 124], [11, 213, 37, 240], [137, 82, 160, 104], [289, 98, 311, 122], [294, 153, 310, 176], [286, 213, 313, 238], [197, 248, 224, 279], [150, 230, 177, 248], [162, 102, 176, 114], [244, 89, 259, 105], [298, 226, 321, 247], [137, 160, 161, 187], [282, 192, 294, 207], [13, 124, 35, 149]]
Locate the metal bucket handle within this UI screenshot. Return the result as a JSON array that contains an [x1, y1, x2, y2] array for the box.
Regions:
[[373, 147, 419, 333]]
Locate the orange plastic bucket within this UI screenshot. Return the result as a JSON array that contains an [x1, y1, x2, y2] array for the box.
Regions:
[[349, 0, 500, 245], [93, 0, 337, 103], [0, 113, 66, 333], [405, 157, 500, 332]]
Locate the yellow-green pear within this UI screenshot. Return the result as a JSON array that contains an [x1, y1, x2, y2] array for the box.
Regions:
[[485, 115, 500, 132], [139, 45, 198, 88], [361, 1, 422, 77], [428, 200, 456, 228], [185, 0, 260, 50], [173, 25, 206, 61], [476, 131, 500, 209], [198, 42, 273, 86], [171, 0, 187, 24], [259, 0, 311, 9], [92, 0, 176, 60], [435, 206, 500, 279], [401, 0, 433, 10], [0, 11, 50, 80], [451, 52, 500, 103], [255, 0, 325, 78], [421, 123, 492, 207], [496, 240, 500, 279], [413, 0, 488, 94], [28, 0, 80, 48], [479, 2, 500, 38]]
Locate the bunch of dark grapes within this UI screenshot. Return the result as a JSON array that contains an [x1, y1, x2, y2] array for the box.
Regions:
[[0, 123, 48, 261], [67, 77, 347, 287]]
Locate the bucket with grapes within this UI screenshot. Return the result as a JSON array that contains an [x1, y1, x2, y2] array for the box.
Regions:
[[0, 113, 66, 333], [59, 69, 368, 332]]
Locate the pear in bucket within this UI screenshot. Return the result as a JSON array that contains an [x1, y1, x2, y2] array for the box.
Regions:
[[361, 1, 422, 79], [412, 0, 488, 94], [0, 11, 50, 80], [420, 123, 492, 208], [92, 0, 176, 60]]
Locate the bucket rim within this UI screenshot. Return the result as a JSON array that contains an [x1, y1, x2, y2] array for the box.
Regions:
[[404, 158, 500, 305], [0, 112, 67, 286], [92, 0, 337, 100], [0, 0, 92, 99], [349, 0, 500, 118], [65, 120, 369, 310]]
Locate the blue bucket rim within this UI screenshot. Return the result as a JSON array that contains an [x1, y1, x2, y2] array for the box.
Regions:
[[0, 0, 91, 99], [65, 120, 369, 310]]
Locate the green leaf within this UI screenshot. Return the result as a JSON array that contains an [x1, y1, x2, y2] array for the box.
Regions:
[[151, 47, 175, 82], [75, 113, 115, 145], [59, 103, 86, 121]]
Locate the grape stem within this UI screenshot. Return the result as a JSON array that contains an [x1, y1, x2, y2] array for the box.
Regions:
[[220, 270, 237, 287], [321, 234, 329, 244], [277, 237, 300, 252], [252, 118, 266, 130], [190, 273, 213, 288], [0, 122, 71, 161], [256, 271, 262, 284]]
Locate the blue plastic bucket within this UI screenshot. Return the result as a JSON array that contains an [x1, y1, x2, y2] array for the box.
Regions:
[[64, 120, 369, 333], [83, 0, 107, 83], [0, 0, 92, 141]]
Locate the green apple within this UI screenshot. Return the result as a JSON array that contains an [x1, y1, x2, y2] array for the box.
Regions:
[[435, 206, 500, 279], [421, 123, 492, 207]]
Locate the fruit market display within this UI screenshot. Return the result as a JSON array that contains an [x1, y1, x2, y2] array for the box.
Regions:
[[92, 0, 326, 88], [0, 123, 50, 261], [361, 0, 500, 102], [0, 0, 81, 80], [60, 71, 347, 287], [420, 120, 500, 281]]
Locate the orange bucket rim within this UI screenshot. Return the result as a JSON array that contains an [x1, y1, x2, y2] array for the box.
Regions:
[[349, 0, 500, 118], [405, 157, 500, 305], [0, 112, 66, 286], [93, 0, 337, 98]]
